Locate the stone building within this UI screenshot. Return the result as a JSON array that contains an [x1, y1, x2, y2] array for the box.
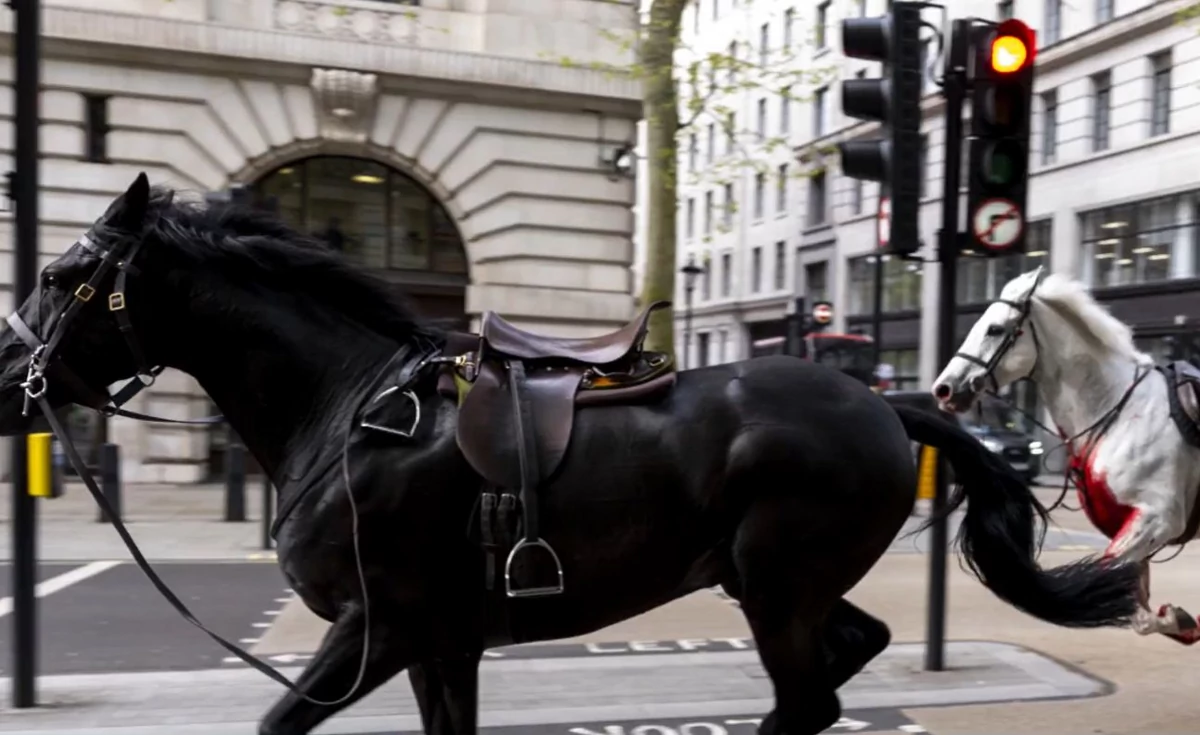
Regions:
[[0, 0, 641, 482]]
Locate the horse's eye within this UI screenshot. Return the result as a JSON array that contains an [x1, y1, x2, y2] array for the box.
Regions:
[[985, 324, 1006, 337], [42, 273, 58, 288]]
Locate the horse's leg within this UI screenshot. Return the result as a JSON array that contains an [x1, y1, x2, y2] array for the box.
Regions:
[[259, 606, 413, 735], [406, 652, 482, 734], [1102, 508, 1194, 641], [732, 499, 852, 735], [822, 599, 891, 689]]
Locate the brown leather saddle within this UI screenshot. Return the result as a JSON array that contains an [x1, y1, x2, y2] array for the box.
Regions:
[[438, 300, 676, 598]]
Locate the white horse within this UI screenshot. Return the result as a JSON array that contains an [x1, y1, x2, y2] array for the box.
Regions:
[[932, 267, 1200, 643]]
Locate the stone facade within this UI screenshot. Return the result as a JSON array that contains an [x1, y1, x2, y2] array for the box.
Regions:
[[0, 0, 642, 482]]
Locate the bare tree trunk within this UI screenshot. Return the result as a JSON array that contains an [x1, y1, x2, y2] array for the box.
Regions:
[[638, 0, 687, 357]]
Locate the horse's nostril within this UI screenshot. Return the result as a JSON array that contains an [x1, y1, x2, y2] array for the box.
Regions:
[[933, 383, 952, 399]]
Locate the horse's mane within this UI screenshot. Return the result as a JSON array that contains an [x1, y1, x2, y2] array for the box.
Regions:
[[114, 186, 443, 345], [1020, 271, 1143, 361]]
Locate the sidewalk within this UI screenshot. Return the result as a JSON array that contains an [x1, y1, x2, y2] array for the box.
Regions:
[[0, 482, 273, 562]]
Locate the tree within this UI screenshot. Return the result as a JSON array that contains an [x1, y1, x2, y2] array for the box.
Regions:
[[574, 1, 835, 357]]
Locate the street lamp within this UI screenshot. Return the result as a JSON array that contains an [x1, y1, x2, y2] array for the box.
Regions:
[[680, 256, 705, 369]]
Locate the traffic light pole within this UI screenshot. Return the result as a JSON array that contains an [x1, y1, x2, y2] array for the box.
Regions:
[[10, 0, 41, 709], [926, 17, 971, 674]]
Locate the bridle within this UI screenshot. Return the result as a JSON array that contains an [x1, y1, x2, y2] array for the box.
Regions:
[[6, 224, 222, 427], [951, 268, 1045, 396]]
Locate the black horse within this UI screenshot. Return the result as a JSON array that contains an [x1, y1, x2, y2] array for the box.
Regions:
[[0, 174, 1142, 735]]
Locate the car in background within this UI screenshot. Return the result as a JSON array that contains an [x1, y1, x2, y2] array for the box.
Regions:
[[956, 395, 1044, 484]]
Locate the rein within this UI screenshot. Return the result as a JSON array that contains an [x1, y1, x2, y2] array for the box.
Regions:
[[6, 224, 440, 705]]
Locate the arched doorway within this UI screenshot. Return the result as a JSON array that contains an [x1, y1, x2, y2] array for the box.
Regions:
[[204, 155, 470, 480], [251, 155, 469, 326]]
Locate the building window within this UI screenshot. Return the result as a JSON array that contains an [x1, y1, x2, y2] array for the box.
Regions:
[[727, 41, 738, 85], [1041, 89, 1058, 164], [83, 94, 110, 164], [687, 133, 698, 172], [780, 86, 791, 134], [1151, 51, 1172, 137], [776, 163, 788, 212], [783, 8, 794, 51], [1045, 0, 1061, 44], [721, 251, 732, 296], [854, 0, 866, 16], [808, 170, 827, 226], [723, 183, 734, 228], [718, 329, 728, 363], [759, 23, 770, 66], [997, 0, 1013, 19], [706, 123, 716, 162], [756, 98, 767, 140], [1096, 0, 1113, 23], [697, 332, 711, 367], [701, 252, 713, 299], [751, 246, 763, 293], [816, 1, 829, 49], [725, 112, 736, 154], [704, 191, 714, 235], [850, 179, 864, 215], [685, 198, 696, 240], [848, 255, 924, 315], [753, 172, 765, 219], [1082, 193, 1198, 288], [1091, 71, 1111, 152], [805, 260, 829, 302], [813, 86, 827, 137], [774, 241, 786, 290], [957, 219, 1053, 304]]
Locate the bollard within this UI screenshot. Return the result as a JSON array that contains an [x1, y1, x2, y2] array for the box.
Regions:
[[261, 474, 274, 551], [96, 443, 121, 523], [225, 442, 247, 522]]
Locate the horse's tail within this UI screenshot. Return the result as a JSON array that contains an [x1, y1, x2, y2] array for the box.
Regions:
[[893, 404, 1141, 628]]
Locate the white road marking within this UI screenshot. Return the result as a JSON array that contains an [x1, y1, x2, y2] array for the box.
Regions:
[[240, 638, 259, 644], [0, 560, 122, 619], [252, 622, 271, 628], [263, 609, 282, 616]]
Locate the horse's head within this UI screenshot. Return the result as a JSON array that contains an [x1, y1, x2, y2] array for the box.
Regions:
[[932, 266, 1046, 413], [0, 173, 163, 435]]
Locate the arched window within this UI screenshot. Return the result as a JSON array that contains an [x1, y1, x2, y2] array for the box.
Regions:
[[252, 156, 467, 276]]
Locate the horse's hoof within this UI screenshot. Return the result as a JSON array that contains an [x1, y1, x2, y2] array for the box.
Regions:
[[1156, 604, 1200, 644]]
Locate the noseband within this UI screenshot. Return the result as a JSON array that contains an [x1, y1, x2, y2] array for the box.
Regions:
[[6, 228, 220, 426]]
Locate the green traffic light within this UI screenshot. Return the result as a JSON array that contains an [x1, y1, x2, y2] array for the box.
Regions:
[[980, 140, 1024, 187]]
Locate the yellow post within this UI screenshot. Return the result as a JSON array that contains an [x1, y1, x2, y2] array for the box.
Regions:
[[27, 432, 53, 498], [916, 444, 937, 501]]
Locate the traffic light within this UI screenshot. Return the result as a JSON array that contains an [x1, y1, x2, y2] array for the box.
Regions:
[[965, 18, 1036, 255], [837, 1, 924, 255]]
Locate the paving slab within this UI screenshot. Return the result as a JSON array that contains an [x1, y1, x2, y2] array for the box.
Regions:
[[0, 641, 1106, 735]]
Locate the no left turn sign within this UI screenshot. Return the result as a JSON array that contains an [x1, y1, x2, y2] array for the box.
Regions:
[[971, 198, 1024, 250]]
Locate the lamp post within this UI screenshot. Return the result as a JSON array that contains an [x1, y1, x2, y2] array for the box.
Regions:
[[680, 256, 705, 369]]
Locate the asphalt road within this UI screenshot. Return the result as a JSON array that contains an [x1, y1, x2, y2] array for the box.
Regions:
[[0, 560, 291, 675], [367, 707, 920, 734]]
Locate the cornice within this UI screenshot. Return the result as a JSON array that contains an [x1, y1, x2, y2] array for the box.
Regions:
[[0, 5, 641, 110]]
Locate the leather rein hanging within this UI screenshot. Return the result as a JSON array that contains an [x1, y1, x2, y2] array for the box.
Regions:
[[5, 225, 387, 706]]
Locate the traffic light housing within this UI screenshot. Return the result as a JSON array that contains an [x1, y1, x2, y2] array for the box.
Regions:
[[836, 1, 924, 255], [965, 19, 1036, 255]]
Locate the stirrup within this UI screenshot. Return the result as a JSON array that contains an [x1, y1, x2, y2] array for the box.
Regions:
[[504, 537, 565, 598]]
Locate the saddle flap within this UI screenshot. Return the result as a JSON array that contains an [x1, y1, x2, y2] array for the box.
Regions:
[[456, 362, 584, 489]]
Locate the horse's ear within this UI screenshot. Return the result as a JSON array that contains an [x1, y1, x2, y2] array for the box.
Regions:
[[108, 172, 151, 230]]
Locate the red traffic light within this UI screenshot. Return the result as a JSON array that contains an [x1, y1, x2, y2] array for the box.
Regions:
[[989, 19, 1036, 74]]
